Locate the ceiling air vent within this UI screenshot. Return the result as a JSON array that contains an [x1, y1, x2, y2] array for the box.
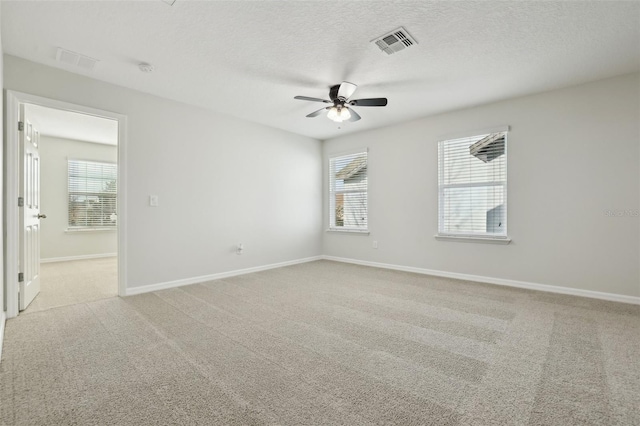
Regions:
[[372, 27, 417, 55], [56, 48, 99, 72]]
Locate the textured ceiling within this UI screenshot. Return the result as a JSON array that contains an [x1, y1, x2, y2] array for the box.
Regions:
[[25, 104, 118, 146], [2, 1, 639, 140]]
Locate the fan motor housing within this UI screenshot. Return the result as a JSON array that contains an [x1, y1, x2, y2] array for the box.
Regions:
[[329, 84, 341, 102]]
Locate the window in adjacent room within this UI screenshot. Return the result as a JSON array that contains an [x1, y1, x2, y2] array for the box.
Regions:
[[438, 131, 507, 239], [329, 150, 368, 232], [68, 159, 117, 229]]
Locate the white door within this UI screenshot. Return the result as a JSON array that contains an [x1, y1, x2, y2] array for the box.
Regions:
[[19, 106, 43, 310]]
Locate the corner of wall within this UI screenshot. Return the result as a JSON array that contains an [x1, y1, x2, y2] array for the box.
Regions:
[[1, 3, 6, 355]]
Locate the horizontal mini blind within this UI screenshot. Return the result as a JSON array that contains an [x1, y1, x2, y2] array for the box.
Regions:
[[68, 159, 117, 228], [329, 151, 368, 230], [438, 132, 507, 237]]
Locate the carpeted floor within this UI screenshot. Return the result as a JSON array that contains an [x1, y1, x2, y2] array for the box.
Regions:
[[1, 260, 639, 425], [23, 257, 118, 314]]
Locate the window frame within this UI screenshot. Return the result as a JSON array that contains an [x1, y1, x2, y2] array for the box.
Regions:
[[67, 158, 118, 231], [328, 149, 369, 234], [436, 128, 510, 243]]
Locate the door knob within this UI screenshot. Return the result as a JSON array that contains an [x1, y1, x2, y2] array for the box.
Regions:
[[37, 214, 47, 219]]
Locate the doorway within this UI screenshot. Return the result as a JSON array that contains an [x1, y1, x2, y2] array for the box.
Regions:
[[22, 104, 119, 313], [5, 91, 127, 318]]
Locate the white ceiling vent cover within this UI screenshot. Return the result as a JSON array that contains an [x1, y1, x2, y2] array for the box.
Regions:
[[372, 27, 417, 55], [56, 48, 99, 72]]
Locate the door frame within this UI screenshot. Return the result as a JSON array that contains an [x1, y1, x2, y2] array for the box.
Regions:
[[5, 90, 128, 318]]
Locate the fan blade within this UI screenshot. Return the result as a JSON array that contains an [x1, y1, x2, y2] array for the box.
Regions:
[[350, 98, 388, 107], [306, 107, 328, 118], [294, 96, 331, 103], [348, 108, 361, 122], [337, 81, 357, 100]]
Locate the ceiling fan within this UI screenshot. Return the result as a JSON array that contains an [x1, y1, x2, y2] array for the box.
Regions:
[[294, 81, 387, 123]]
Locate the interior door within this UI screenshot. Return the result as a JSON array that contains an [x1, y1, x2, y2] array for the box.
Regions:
[[19, 105, 43, 310]]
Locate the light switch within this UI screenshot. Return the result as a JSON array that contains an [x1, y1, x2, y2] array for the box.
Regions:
[[149, 195, 159, 207]]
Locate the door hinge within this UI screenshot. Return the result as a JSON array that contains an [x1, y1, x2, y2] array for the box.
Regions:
[[18, 272, 24, 283], [18, 121, 24, 131], [18, 197, 24, 207]]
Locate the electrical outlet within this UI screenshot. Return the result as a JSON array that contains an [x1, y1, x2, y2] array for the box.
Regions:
[[149, 195, 159, 207], [373, 240, 378, 249]]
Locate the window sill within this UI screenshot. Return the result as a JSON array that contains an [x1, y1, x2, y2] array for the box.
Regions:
[[327, 228, 370, 235], [66, 228, 117, 233], [435, 234, 511, 245]]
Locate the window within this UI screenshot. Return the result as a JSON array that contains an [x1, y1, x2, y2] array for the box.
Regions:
[[329, 150, 368, 231], [68, 159, 117, 229], [438, 131, 507, 239]]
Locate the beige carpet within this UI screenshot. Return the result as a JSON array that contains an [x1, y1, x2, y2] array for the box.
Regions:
[[1, 260, 639, 425], [23, 257, 118, 314]]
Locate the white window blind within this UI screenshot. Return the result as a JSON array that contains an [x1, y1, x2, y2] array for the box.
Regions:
[[329, 151, 368, 231], [438, 132, 507, 238], [68, 159, 117, 229]]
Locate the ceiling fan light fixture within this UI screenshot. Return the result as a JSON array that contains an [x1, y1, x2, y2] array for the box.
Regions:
[[327, 106, 340, 122], [295, 81, 386, 124], [327, 106, 351, 122]]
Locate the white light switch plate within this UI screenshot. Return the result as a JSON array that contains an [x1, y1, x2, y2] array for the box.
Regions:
[[149, 195, 159, 207]]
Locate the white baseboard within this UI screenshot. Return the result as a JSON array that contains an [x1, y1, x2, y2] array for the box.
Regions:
[[0, 311, 6, 364], [40, 253, 117, 264], [322, 255, 640, 305], [125, 256, 323, 296]]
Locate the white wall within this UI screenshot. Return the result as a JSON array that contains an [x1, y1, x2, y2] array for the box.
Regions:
[[4, 55, 637, 300], [4, 55, 322, 289], [1, 6, 5, 315], [323, 73, 640, 298], [39, 136, 117, 260]]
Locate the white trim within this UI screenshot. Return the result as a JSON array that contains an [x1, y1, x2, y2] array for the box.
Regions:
[[0, 312, 6, 363], [326, 229, 370, 235], [40, 253, 117, 264], [117, 109, 128, 300], [321, 255, 640, 305], [125, 256, 323, 296], [65, 228, 117, 233], [435, 235, 511, 244], [5, 93, 20, 318], [5, 91, 128, 319]]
